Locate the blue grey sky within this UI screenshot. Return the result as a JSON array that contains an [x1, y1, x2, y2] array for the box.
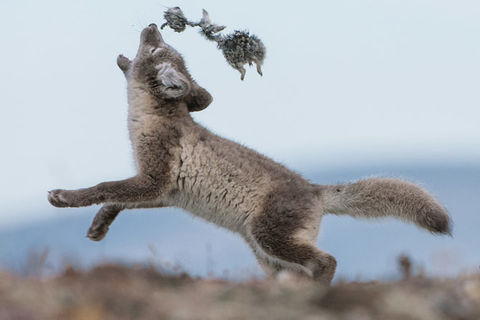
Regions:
[[0, 0, 479, 227]]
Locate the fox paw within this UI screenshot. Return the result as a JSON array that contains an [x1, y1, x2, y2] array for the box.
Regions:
[[48, 189, 79, 207], [87, 222, 109, 241]]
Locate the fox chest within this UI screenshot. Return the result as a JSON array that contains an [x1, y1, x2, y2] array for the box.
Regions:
[[167, 143, 271, 233]]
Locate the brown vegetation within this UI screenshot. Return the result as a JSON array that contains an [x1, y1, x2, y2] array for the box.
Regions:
[[1, 262, 479, 320]]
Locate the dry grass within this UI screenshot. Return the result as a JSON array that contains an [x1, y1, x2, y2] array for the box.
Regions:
[[1, 262, 480, 320]]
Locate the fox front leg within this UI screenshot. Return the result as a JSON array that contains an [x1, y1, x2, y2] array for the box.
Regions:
[[87, 203, 124, 241], [48, 174, 160, 208], [87, 201, 167, 241]]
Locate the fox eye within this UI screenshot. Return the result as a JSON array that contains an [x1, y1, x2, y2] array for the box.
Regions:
[[150, 47, 163, 55]]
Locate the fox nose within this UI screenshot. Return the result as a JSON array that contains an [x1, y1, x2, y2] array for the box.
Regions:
[[141, 24, 164, 46]]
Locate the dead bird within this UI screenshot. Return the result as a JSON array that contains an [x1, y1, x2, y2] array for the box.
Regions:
[[161, 7, 266, 80], [215, 29, 265, 80], [160, 7, 194, 32], [198, 10, 265, 80]]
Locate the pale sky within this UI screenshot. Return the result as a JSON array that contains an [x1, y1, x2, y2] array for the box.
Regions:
[[0, 0, 479, 227]]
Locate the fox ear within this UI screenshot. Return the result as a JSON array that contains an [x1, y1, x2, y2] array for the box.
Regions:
[[187, 82, 212, 112], [155, 62, 190, 99], [117, 55, 131, 74]]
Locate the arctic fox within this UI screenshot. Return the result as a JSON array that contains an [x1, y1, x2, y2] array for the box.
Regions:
[[48, 24, 450, 284]]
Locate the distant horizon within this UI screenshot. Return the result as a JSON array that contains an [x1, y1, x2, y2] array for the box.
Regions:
[[2, 160, 478, 230]]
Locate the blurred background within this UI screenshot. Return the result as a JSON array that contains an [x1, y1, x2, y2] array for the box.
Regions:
[[0, 0, 478, 281]]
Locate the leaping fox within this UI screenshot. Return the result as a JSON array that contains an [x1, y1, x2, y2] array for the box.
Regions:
[[48, 24, 450, 284]]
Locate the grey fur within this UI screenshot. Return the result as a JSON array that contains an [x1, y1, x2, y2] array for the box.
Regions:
[[48, 26, 451, 285], [321, 178, 451, 235]]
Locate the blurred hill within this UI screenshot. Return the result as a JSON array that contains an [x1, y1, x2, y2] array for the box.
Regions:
[[1, 163, 478, 280]]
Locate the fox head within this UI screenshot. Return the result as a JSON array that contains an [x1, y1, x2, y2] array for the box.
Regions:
[[117, 24, 212, 112]]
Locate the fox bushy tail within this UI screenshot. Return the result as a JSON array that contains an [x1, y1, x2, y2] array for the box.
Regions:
[[319, 178, 451, 234]]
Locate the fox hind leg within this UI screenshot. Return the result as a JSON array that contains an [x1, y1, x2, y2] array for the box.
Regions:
[[248, 202, 336, 284], [248, 234, 336, 284]]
